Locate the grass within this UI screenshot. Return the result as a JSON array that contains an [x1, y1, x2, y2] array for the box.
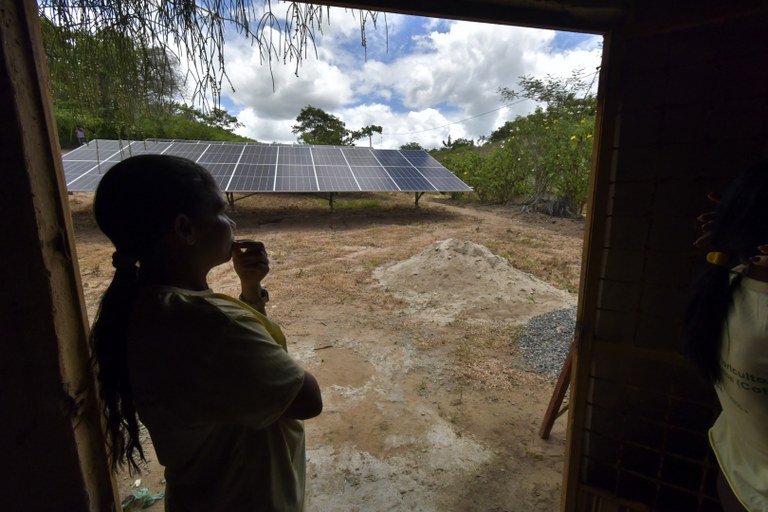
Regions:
[[442, 320, 538, 391], [333, 198, 382, 209]]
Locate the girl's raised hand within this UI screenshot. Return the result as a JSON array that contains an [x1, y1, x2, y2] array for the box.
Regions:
[[232, 240, 270, 287]]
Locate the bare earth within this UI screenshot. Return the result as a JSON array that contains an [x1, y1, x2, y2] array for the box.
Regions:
[[69, 192, 584, 512]]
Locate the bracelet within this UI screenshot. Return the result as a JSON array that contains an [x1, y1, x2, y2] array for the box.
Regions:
[[239, 288, 269, 304]]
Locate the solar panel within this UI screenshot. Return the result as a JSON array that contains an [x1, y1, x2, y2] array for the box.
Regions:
[[62, 139, 473, 194]]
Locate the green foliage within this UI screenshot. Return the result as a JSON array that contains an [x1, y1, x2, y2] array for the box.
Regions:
[[41, 16, 249, 146], [55, 106, 252, 146], [440, 136, 475, 151], [133, 106, 252, 142], [40, 2, 381, 145], [292, 106, 349, 145], [400, 142, 424, 150], [348, 125, 383, 147], [39, 1, 384, 110], [334, 197, 381, 209], [175, 105, 244, 131], [292, 106, 384, 147], [436, 71, 596, 215]]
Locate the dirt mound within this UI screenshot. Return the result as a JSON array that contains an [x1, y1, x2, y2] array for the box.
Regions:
[[373, 238, 575, 325]]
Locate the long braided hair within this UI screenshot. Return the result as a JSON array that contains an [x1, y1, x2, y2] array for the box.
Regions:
[[683, 160, 768, 383], [90, 154, 219, 472]]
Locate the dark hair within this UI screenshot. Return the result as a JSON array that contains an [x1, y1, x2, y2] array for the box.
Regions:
[[90, 154, 218, 472], [683, 160, 768, 383]]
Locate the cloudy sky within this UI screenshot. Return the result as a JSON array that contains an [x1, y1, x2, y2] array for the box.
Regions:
[[217, 8, 603, 150]]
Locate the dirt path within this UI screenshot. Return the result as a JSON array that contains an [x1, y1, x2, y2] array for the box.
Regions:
[[70, 192, 584, 511]]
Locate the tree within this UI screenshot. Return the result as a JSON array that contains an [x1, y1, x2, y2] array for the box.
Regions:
[[41, 17, 184, 143], [496, 71, 596, 215], [441, 136, 475, 151], [292, 106, 384, 147], [38, 1, 384, 119], [498, 70, 596, 120], [175, 105, 244, 131], [400, 142, 424, 150], [292, 106, 349, 145], [348, 125, 383, 147], [41, 15, 248, 145]]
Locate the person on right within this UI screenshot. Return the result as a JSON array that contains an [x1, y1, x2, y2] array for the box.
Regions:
[[684, 160, 768, 512]]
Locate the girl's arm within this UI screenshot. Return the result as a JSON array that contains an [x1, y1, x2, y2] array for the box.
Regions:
[[283, 371, 323, 419]]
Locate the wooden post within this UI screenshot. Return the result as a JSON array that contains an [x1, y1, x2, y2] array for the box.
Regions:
[[0, 2, 118, 509], [539, 343, 574, 440]]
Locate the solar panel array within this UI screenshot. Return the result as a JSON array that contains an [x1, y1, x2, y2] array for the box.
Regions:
[[62, 139, 473, 194]]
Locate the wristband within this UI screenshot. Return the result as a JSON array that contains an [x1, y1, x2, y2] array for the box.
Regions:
[[239, 288, 269, 304]]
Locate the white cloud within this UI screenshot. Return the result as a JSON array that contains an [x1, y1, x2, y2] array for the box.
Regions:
[[223, 7, 602, 150]]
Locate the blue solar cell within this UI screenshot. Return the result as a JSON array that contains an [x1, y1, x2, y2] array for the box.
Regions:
[[276, 164, 315, 177], [375, 150, 409, 166], [62, 147, 94, 161], [205, 163, 237, 176], [342, 147, 379, 166], [277, 146, 313, 165], [127, 141, 174, 155], [310, 147, 336, 154], [355, 177, 398, 191], [383, 166, 423, 178], [163, 143, 208, 161], [65, 161, 116, 191], [75, 174, 106, 191], [312, 147, 348, 166], [400, 150, 442, 167], [392, 177, 436, 191], [274, 176, 317, 191], [234, 164, 275, 177], [415, 167, 450, 178], [227, 174, 274, 192], [315, 165, 355, 178], [241, 146, 277, 165], [318, 176, 360, 191], [63, 160, 97, 180], [315, 165, 358, 191], [198, 146, 242, 164], [350, 166, 390, 178]]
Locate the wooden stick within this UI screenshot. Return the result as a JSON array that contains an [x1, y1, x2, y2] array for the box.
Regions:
[[539, 342, 575, 440]]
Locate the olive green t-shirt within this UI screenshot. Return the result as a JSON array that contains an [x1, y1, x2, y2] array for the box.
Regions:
[[127, 286, 306, 511]]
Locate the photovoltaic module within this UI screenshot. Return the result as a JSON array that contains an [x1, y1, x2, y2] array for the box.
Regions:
[[62, 139, 473, 194]]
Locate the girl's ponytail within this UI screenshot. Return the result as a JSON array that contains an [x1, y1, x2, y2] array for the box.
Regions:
[[683, 261, 737, 383], [90, 256, 144, 472]]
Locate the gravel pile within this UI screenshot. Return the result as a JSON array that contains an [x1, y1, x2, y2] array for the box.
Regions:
[[516, 306, 576, 380]]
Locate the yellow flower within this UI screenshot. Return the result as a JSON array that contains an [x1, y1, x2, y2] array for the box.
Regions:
[[570, 135, 577, 140], [586, 134, 593, 139]]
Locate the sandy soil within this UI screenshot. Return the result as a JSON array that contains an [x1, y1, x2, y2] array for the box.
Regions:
[[69, 191, 584, 511]]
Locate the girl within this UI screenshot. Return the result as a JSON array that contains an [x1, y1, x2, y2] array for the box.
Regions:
[[684, 160, 768, 512], [90, 154, 322, 511]]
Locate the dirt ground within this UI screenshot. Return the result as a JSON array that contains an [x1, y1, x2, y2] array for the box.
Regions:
[[69, 191, 585, 512]]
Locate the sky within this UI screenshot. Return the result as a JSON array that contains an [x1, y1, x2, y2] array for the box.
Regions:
[[215, 8, 603, 150]]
